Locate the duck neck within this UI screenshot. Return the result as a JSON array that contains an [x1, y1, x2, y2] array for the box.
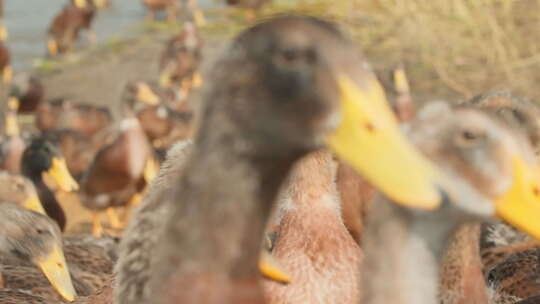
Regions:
[[32, 176, 66, 231], [152, 131, 301, 303], [363, 197, 459, 304]]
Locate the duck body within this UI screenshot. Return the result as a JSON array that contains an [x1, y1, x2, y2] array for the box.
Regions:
[[36, 99, 112, 137], [263, 151, 361, 304], [47, 1, 97, 55], [0, 134, 25, 173], [159, 22, 203, 89], [10, 74, 45, 114]]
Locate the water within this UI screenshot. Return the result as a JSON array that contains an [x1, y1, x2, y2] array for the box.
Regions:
[[4, 0, 217, 70]]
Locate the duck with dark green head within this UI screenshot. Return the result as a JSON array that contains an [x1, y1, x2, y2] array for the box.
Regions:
[[21, 138, 79, 232]]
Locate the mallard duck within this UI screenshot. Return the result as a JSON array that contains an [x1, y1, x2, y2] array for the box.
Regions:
[[9, 73, 45, 114], [263, 150, 361, 303], [36, 99, 112, 137], [21, 138, 80, 231], [79, 106, 157, 236], [361, 101, 540, 304], [0, 97, 25, 173], [159, 22, 203, 92], [47, 0, 103, 56], [142, 0, 178, 22], [123, 81, 194, 149], [0, 204, 76, 302], [115, 16, 445, 304]]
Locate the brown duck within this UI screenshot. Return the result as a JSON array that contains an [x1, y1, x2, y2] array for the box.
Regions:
[[47, 0, 104, 56], [115, 16, 445, 304], [361, 101, 540, 304]]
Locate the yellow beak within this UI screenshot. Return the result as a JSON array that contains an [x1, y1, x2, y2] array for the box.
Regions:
[[495, 157, 540, 239], [143, 157, 160, 183], [74, 0, 87, 9], [42, 157, 79, 192], [0, 25, 8, 41], [35, 244, 77, 302], [47, 39, 59, 57], [136, 83, 160, 106], [327, 75, 441, 210], [158, 71, 172, 88], [258, 250, 290, 284], [22, 194, 47, 215]]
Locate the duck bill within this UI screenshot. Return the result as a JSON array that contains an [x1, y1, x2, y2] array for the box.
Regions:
[[327, 74, 441, 210], [136, 83, 160, 106], [495, 157, 540, 239], [258, 250, 290, 284], [158, 71, 173, 88], [73, 0, 87, 9], [47, 39, 59, 57], [0, 25, 7, 41], [42, 157, 79, 192], [36, 244, 77, 302], [143, 157, 160, 183], [22, 194, 47, 215]]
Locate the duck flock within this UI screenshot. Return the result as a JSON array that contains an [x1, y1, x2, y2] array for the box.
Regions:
[[0, 0, 539, 303]]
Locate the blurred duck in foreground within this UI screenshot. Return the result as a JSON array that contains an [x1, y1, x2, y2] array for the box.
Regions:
[[0, 204, 77, 302], [116, 15, 446, 304], [463, 91, 540, 303], [362, 101, 540, 304]]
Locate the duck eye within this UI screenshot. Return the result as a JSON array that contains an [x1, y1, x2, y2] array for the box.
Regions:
[[281, 49, 299, 63], [36, 228, 46, 235], [460, 130, 481, 142]]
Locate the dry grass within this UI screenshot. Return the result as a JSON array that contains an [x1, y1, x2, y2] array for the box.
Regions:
[[262, 0, 540, 101]]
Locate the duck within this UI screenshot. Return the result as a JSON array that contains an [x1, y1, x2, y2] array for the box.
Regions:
[[115, 16, 446, 304], [122, 80, 194, 149], [142, 0, 177, 23], [0, 22, 10, 84], [47, 0, 103, 56], [262, 150, 362, 303], [9, 73, 45, 114], [21, 137, 80, 232], [159, 21, 203, 92], [36, 99, 112, 137], [2, 234, 118, 302], [0, 171, 45, 214], [361, 101, 540, 304], [462, 90, 540, 302], [79, 102, 158, 236], [0, 203, 77, 302], [0, 97, 25, 173]]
